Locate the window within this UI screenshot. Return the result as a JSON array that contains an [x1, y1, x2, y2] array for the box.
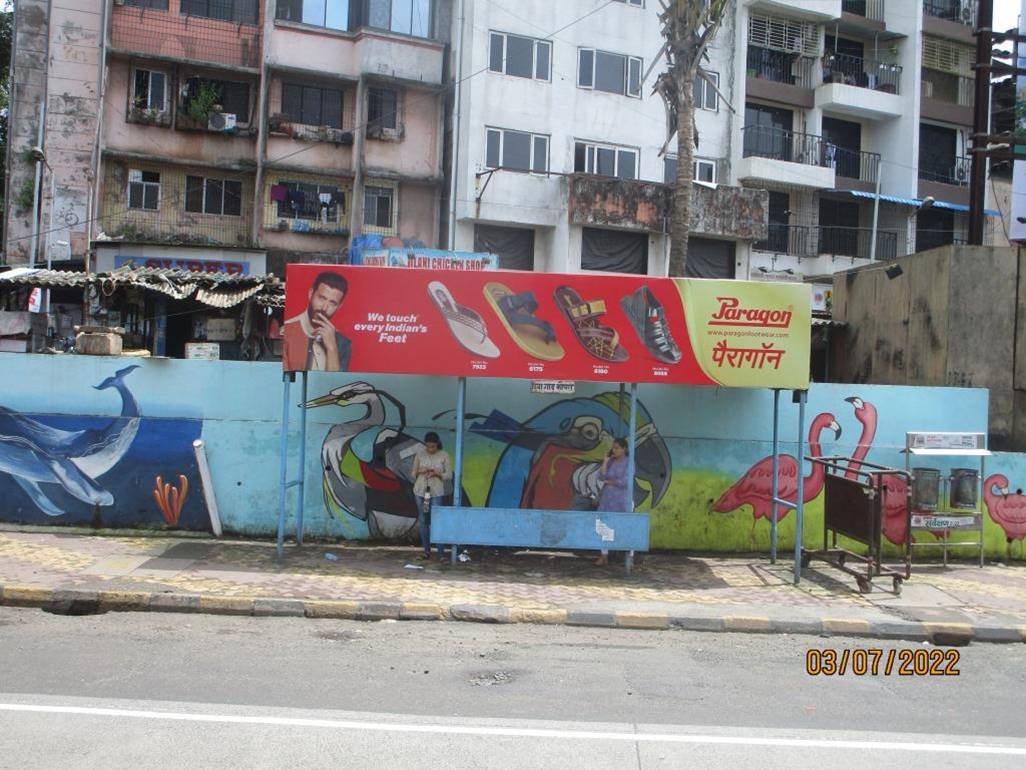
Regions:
[[663, 155, 676, 184], [128, 170, 160, 211], [488, 32, 551, 81], [574, 141, 637, 179], [184, 78, 250, 122], [281, 83, 343, 128], [694, 71, 718, 111], [367, 87, 399, 131], [485, 128, 549, 173], [366, 0, 432, 39], [694, 159, 716, 183], [133, 69, 167, 111], [364, 186, 394, 228], [578, 49, 642, 97], [275, 180, 345, 222], [275, 0, 348, 30], [185, 176, 243, 216], [180, 0, 258, 25]]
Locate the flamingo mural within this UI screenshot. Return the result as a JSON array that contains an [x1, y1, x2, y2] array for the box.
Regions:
[[710, 411, 841, 525], [983, 475, 1026, 559]]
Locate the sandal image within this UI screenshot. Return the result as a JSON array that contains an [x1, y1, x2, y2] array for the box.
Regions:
[[428, 281, 501, 358], [619, 286, 682, 364], [483, 282, 565, 361], [553, 286, 629, 363]]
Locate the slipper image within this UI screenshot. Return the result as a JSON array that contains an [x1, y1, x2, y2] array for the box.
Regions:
[[553, 286, 629, 363], [620, 286, 682, 364], [428, 280, 501, 358], [483, 282, 565, 361]]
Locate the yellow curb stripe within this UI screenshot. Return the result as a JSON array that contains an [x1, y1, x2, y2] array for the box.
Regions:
[[197, 596, 256, 615], [400, 603, 443, 619], [1, 585, 53, 606], [509, 608, 568, 625], [304, 600, 360, 619], [821, 618, 873, 634], [723, 615, 773, 632], [614, 613, 670, 630], [97, 590, 154, 610]]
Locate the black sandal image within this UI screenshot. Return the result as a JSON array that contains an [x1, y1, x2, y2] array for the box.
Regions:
[[620, 286, 682, 364]]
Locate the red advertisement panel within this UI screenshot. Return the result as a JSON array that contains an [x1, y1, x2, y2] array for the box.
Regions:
[[283, 265, 811, 388]]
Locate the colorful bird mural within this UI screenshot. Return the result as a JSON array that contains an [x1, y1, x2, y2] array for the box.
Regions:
[[306, 382, 467, 540], [710, 411, 842, 523], [472, 392, 672, 512], [983, 475, 1026, 559], [0, 365, 141, 516]]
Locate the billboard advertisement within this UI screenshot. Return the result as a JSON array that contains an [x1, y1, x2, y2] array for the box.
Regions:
[[282, 265, 811, 389]]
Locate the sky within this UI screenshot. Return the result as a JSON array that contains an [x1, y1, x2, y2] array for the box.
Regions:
[[994, 2, 1020, 34]]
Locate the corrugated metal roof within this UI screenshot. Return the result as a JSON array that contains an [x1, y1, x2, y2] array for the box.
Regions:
[[847, 190, 999, 217], [0, 266, 282, 309]]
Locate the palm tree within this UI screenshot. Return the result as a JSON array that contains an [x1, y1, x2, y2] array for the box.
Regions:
[[655, 0, 730, 276]]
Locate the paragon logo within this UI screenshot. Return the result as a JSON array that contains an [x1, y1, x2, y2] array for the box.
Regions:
[[709, 297, 793, 328]]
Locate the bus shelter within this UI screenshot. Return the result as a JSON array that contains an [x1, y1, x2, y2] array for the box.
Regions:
[[275, 265, 814, 581]]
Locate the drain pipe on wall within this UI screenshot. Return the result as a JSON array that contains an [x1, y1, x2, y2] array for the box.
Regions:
[[193, 440, 224, 537], [447, 0, 466, 250]]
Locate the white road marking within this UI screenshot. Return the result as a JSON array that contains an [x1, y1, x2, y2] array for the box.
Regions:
[[1, 702, 1024, 756]]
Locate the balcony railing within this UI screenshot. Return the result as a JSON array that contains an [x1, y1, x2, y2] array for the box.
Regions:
[[924, 0, 976, 25], [827, 146, 880, 183], [754, 224, 898, 260], [742, 126, 828, 167], [746, 46, 816, 89], [822, 52, 901, 94], [842, 0, 885, 22], [918, 156, 971, 186], [921, 68, 973, 107]]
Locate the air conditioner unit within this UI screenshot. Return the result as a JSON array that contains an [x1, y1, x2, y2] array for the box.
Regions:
[[954, 164, 968, 184], [208, 112, 237, 132]]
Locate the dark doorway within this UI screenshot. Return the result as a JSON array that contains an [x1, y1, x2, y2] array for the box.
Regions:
[[818, 197, 860, 257], [743, 103, 794, 161], [756, 190, 791, 253], [474, 224, 535, 270], [581, 228, 647, 274], [919, 123, 958, 182], [822, 116, 863, 179], [916, 208, 956, 252], [686, 238, 736, 279]]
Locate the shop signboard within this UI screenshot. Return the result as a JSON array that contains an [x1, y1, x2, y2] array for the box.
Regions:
[[355, 248, 498, 271], [282, 265, 812, 388]]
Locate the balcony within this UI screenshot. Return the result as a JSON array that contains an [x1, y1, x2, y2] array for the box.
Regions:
[[748, 0, 842, 22], [746, 46, 816, 88], [829, 147, 880, 191], [754, 224, 898, 261], [739, 126, 836, 189], [918, 156, 971, 187], [817, 53, 902, 119], [842, 0, 884, 22], [924, 0, 976, 25], [920, 68, 973, 123], [111, 1, 262, 72]]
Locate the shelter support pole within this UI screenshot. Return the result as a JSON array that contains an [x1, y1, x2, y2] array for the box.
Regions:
[[295, 371, 308, 546], [626, 384, 639, 575], [770, 389, 780, 564], [276, 372, 293, 561], [793, 390, 807, 585], [451, 377, 467, 564]]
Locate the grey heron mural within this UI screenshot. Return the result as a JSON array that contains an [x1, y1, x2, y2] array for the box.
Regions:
[[0, 365, 206, 528]]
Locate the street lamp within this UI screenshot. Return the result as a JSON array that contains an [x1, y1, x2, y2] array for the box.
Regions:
[[868, 154, 936, 263]]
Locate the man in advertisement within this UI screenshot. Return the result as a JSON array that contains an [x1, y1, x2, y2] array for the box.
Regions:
[[283, 272, 352, 372]]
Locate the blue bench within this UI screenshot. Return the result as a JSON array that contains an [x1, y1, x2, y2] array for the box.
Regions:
[[430, 506, 650, 574]]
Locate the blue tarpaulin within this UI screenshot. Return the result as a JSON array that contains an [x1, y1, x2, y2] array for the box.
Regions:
[[847, 190, 999, 217]]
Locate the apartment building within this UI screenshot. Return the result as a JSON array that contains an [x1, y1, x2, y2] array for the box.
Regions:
[[450, 0, 996, 280], [4, 0, 451, 275]]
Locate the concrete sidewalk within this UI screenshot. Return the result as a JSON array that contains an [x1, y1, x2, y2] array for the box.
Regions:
[[1, 528, 1024, 643]]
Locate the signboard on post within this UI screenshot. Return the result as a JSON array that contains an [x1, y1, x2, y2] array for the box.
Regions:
[[282, 265, 812, 388]]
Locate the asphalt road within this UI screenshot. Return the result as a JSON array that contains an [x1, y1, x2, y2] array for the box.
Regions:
[[1, 606, 1024, 768]]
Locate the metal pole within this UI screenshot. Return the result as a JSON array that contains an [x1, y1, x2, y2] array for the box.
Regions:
[[451, 377, 466, 564], [628, 383, 638, 512], [968, 0, 993, 245], [770, 389, 780, 564], [868, 161, 882, 262], [28, 100, 45, 270], [276, 373, 292, 560], [793, 390, 807, 585], [295, 370, 308, 546]]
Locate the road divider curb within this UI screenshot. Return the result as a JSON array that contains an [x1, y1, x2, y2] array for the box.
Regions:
[[0, 583, 1023, 644]]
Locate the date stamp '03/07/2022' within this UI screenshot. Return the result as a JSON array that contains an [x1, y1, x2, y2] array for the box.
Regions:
[[806, 648, 961, 677]]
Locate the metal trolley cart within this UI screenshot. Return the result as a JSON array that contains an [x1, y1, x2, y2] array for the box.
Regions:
[[905, 432, 989, 567], [801, 456, 911, 595]]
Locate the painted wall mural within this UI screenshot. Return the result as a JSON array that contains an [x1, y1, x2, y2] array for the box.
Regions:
[[1, 353, 1026, 559], [0, 362, 206, 529]]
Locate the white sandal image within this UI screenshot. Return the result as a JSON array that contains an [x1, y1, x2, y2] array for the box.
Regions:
[[427, 281, 501, 358]]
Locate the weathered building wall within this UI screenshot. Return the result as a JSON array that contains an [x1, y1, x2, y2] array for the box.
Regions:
[[832, 245, 1024, 449]]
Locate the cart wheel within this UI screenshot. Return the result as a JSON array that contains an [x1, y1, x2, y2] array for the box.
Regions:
[[892, 578, 902, 597], [856, 577, 871, 594]]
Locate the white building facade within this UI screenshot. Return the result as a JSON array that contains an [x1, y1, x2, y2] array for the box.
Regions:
[[449, 0, 992, 280]]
